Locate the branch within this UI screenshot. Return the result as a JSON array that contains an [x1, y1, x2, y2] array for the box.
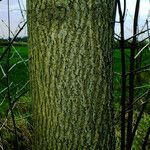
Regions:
[[126, 64, 150, 76], [125, 28, 150, 42], [142, 126, 150, 150], [126, 0, 141, 149], [116, 0, 127, 149], [129, 90, 150, 146], [0, 21, 27, 61], [134, 42, 150, 59]]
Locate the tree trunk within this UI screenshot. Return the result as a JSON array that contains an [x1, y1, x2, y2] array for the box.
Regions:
[[27, 1, 116, 149]]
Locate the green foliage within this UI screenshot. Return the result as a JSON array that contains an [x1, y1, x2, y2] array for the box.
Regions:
[[0, 46, 29, 117], [114, 47, 150, 149], [0, 46, 28, 89], [115, 113, 150, 150], [132, 112, 150, 149]]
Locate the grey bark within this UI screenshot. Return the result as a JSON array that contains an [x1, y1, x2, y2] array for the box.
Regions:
[[27, 1, 116, 149]]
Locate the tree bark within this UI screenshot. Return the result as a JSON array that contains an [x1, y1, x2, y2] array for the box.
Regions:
[[27, 1, 116, 149]]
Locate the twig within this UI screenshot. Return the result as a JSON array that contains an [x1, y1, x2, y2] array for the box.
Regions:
[[142, 126, 150, 150], [126, 0, 141, 149], [115, 90, 149, 123], [12, 45, 28, 69], [8, 59, 28, 72], [0, 65, 6, 77], [0, 22, 27, 61], [17, 0, 25, 21], [139, 35, 150, 44], [134, 85, 150, 89], [134, 42, 150, 59], [129, 90, 150, 147], [146, 19, 150, 41], [116, 0, 127, 149], [125, 28, 150, 42], [126, 64, 150, 76], [6, 1, 19, 149]]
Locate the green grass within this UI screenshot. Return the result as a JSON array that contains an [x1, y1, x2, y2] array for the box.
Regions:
[[0, 45, 29, 115], [114, 49, 130, 72], [0, 45, 28, 84], [114, 48, 150, 99], [114, 48, 150, 149]]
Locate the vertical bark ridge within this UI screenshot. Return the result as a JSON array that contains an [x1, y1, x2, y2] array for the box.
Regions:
[[28, 0, 115, 149]]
